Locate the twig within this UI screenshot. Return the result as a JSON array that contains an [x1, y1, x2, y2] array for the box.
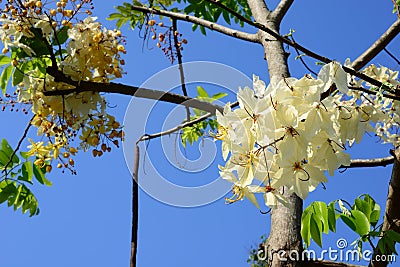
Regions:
[[129, 5, 259, 43], [384, 48, 400, 65], [202, 0, 391, 89], [348, 86, 400, 102], [172, 19, 190, 122], [290, 36, 317, 76], [2, 115, 35, 174], [139, 101, 239, 142]]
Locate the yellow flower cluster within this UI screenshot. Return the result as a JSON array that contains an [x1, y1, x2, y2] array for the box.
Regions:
[[0, 0, 125, 172]]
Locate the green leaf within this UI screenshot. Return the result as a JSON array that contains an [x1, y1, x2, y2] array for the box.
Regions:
[[33, 163, 52, 186], [197, 86, 209, 98], [312, 202, 329, 234], [340, 214, 357, 232], [2, 139, 19, 165], [211, 92, 228, 100], [21, 161, 33, 182], [310, 216, 323, 247], [52, 26, 69, 46], [12, 67, 24, 86], [0, 65, 12, 94], [328, 201, 337, 232], [386, 230, 400, 243], [341, 210, 370, 237], [301, 211, 312, 247], [0, 182, 17, 204], [0, 55, 11, 66]]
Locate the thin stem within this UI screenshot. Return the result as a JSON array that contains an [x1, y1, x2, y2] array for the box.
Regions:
[[2, 115, 34, 174], [172, 19, 190, 122]]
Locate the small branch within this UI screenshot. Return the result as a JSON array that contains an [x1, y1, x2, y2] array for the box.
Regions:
[[172, 19, 190, 122], [2, 115, 34, 174], [305, 259, 364, 267], [139, 101, 239, 142], [203, 0, 389, 89], [129, 5, 259, 43], [384, 48, 400, 65], [340, 156, 395, 169], [351, 19, 400, 71], [290, 36, 317, 76], [271, 0, 294, 24], [348, 86, 400, 101], [44, 68, 223, 115]]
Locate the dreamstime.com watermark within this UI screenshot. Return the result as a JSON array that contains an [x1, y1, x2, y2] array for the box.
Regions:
[[256, 238, 397, 263]]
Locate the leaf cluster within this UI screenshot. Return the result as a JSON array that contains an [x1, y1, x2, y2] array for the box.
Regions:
[[180, 86, 226, 147], [0, 139, 52, 217]]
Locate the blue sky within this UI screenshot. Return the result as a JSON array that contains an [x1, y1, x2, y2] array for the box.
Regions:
[[0, 1, 399, 266]]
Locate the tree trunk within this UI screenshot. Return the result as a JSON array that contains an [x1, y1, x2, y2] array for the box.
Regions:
[[247, 1, 303, 266]]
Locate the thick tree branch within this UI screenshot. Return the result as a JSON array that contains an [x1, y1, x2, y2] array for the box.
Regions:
[[129, 5, 259, 43], [351, 19, 400, 71], [305, 260, 364, 267], [369, 148, 400, 267], [44, 68, 223, 115], [271, 0, 294, 24], [340, 156, 395, 169]]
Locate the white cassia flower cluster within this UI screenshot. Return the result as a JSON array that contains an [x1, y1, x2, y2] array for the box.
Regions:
[[217, 62, 400, 209]]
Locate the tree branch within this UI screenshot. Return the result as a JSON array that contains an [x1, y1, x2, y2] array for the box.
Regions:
[[340, 156, 395, 169], [369, 148, 400, 267], [129, 5, 259, 43], [305, 259, 364, 267], [44, 68, 223, 115], [351, 19, 400, 71], [348, 86, 400, 101], [271, 0, 294, 24], [203, 0, 390, 89]]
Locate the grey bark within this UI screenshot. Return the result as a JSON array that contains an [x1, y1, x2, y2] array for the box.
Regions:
[[247, 1, 303, 266]]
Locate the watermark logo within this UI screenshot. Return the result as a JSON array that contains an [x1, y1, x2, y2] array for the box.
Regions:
[[123, 61, 252, 207], [256, 238, 396, 263]]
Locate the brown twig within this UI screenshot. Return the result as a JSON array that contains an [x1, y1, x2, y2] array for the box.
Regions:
[[2, 115, 34, 174], [172, 19, 190, 122]]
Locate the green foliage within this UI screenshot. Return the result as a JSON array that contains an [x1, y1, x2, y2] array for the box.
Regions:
[[180, 86, 226, 147], [179, 0, 252, 34], [393, 0, 400, 14], [108, 2, 147, 29], [247, 235, 268, 267], [109, 0, 253, 34], [378, 229, 400, 257], [301, 201, 336, 247], [0, 139, 52, 216], [302, 195, 382, 249]]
